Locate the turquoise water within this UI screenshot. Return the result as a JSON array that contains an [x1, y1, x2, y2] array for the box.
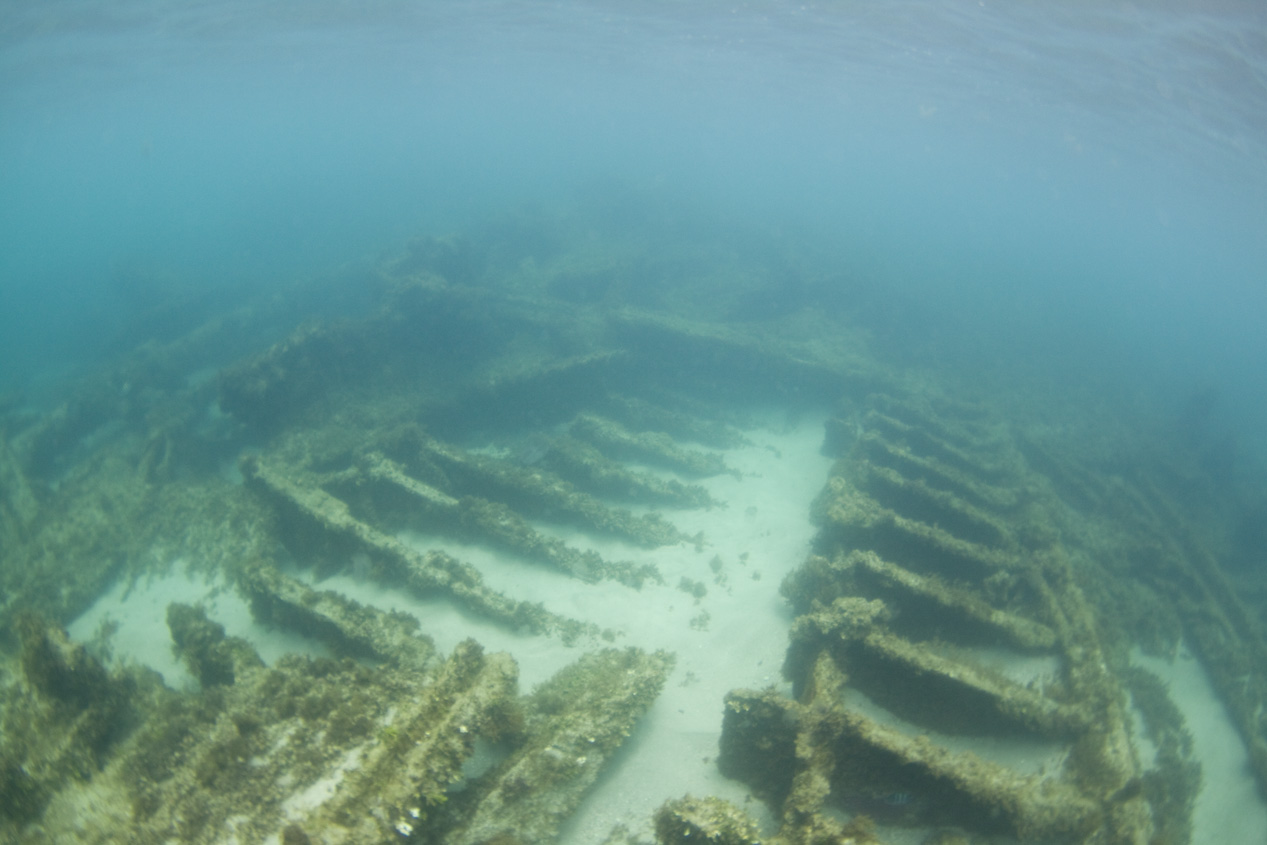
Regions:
[[2, 0, 1265, 449]]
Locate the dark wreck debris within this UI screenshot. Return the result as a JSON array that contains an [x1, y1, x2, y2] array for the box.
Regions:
[[215, 277, 502, 433], [285, 638, 522, 844], [377, 423, 698, 545], [240, 453, 594, 639], [167, 602, 264, 688], [1, 210, 1263, 845], [237, 560, 436, 670], [0, 431, 39, 543], [538, 432, 719, 510], [2, 617, 142, 827], [2, 605, 672, 843], [784, 550, 1058, 652], [18, 614, 123, 710], [599, 392, 752, 451], [710, 389, 1257, 844], [446, 648, 675, 845], [653, 795, 764, 845], [350, 450, 662, 588], [570, 413, 736, 478], [719, 674, 1100, 840], [783, 595, 1090, 738]]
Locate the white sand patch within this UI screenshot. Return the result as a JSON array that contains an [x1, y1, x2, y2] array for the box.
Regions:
[[1133, 645, 1267, 844], [69, 562, 329, 690]]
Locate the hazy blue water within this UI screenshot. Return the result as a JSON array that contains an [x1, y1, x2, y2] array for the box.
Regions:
[[2, 0, 1266, 456]]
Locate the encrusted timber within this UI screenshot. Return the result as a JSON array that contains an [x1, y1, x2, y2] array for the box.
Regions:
[[650, 796, 883, 845], [833, 689, 1098, 840], [381, 426, 689, 547], [1140, 528, 1267, 796], [653, 795, 766, 845], [542, 434, 718, 509], [0, 432, 38, 543], [236, 561, 436, 670], [854, 550, 1056, 649], [242, 455, 578, 636], [217, 320, 368, 432], [9, 288, 264, 476], [862, 407, 1018, 483], [787, 604, 1087, 738], [1030, 550, 1146, 806], [1185, 606, 1267, 796], [853, 460, 1017, 550], [861, 629, 1087, 735], [450, 648, 675, 845], [1013, 433, 1111, 513], [570, 413, 733, 478], [610, 308, 888, 402], [16, 615, 136, 751], [218, 277, 513, 433], [868, 393, 1007, 449], [720, 686, 1099, 842], [351, 452, 659, 587], [785, 551, 1057, 652], [12, 387, 126, 479], [1025, 434, 1267, 799], [855, 429, 1022, 513], [426, 350, 634, 438], [295, 639, 519, 844], [1176, 538, 1267, 793], [816, 479, 1018, 584], [1107, 470, 1267, 797], [600, 392, 750, 450]]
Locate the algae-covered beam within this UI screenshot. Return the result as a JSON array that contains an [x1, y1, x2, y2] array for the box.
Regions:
[[600, 393, 750, 450], [427, 350, 630, 436], [833, 702, 1101, 840], [242, 454, 592, 639], [653, 796, 764, 845], [450, 648, 675, 845], [856, 430, 1021, 512], [720, 681, 1102, 842], [383, 424, 698, 544], [609, 308, 880, 401], [784, 598, 1088, 738], [856, 461, 1016, 551], [359, 452, 661, 588], [783, 551, 1057, 652], [294, 639, 520, 844], [815, 478, 1018, 581], [1032, 549, 1157, 828], [571, 414, 734, 478], [236, 561, 436, 670], [868, 394, 1010, 454], [0, 432, 38, 542], [852, 550, 1056, 650], [856, 629, 1090, 737], [863, 407, 1018, 482], [540, 433, 718, 510], [167, 602, 265, 688]]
